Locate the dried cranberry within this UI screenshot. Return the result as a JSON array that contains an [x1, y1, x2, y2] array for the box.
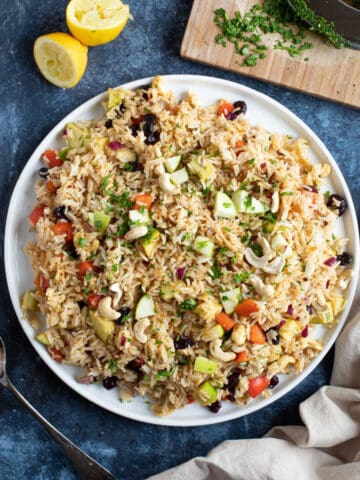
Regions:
[[269, 375, 279, 389], [105, 119, 113, 129], [126, 358, 145, 371], [233, 100, 247, 115], [226, 369, 240, 396], [143, 113, 157, 124], [225, 111, 236, 121], [102, 376, 118, 390], [174, 335, 193, 350], [265, 327, 280, 345], [207, 400, 222, 413], [336, 252, 352, 266], [326, 194, 346, 216], [53, 206, 68, 220]]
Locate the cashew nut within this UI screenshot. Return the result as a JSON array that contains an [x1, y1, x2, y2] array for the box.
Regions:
[[263, 256, 285, 275], [124, 225, 148, 241], [209, 338, 236, 362], [271, 191, 279, 213], [244, 248, 267, 268], [154, 162, 165, 176], [250, 275, 274, 297], [158, 173, 179, 195], [134, 317, 150, 344], [231, 324, 247, 346], [338, 269, 353, 290], [257, 235, 273, 258], [109, 283, 123, 308], [98, 296, 120, 320]]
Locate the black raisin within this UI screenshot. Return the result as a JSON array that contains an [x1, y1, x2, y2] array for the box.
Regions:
[[266, 327, 280, 345], [233, 100, 247, 115], [53, 206, 68, 220], [207, 400, 222, 413], [77, 301, 87, 309], [326, 194, 346, 216], [145, 130, 160, 145], [306, 305, 313, 314], [115, 103, 126, 117], [126, 358, 145, 371], [131, 124, 140, 137], [226, 369, 240, 395], [143, 113, 157, 124], [105, 119, 113, 129], [102, 376, 118, 390], [336, 252, 352, 266], [174, 335, 193, 350], [269, 375, 279, 389], [143, 122, 155, 137], [39, 167, 49, 179]]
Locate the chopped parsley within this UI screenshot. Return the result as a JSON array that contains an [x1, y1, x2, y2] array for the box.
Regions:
[[234, 271, 252, 284], [179, 298, 197, 311], [249, 242, 263, 257], [210, 264, 222, 279], [77, 238, 88, 248], [106, 358, 118, 373]]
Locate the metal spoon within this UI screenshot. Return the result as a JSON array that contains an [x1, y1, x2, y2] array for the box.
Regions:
[[0, 336, 115, 480]]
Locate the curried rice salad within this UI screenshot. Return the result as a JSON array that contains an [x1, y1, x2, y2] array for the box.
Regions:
[[23, 76, 353, 416]]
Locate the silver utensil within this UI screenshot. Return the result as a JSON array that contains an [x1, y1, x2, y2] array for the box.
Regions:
[[0, 336, 115, 480]]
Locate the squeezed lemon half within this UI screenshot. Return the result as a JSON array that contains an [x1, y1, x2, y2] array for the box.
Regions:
[[33, 32, 88, 88], [66, 0, 130, 46]]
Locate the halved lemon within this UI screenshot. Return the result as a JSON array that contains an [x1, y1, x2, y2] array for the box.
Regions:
[[66, 0, 130, 47], [33, 32, 88, 88]]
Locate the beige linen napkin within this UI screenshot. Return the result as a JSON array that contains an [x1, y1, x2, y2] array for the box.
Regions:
[[149, 282, 360, 480]]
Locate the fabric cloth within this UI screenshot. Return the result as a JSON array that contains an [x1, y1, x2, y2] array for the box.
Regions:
[[149, 277, 360, 480]]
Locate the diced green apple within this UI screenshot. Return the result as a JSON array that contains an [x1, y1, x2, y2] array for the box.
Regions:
[[194, 356, 218, 374], [214, 192, 237, 219], [135, 294, 155, 320]]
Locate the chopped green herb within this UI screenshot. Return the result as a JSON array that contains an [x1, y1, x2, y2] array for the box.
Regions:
[[179, 298, 197, 311], [241, 232, 250, 243], [77, 238, 88, 248], [210, 264, 222, 279], [106, 358, 118, 373], [280, 191, 293, 196], [249, 242, 263, 257], [85, 273, 93, 282], [234, 271, 252, 283]]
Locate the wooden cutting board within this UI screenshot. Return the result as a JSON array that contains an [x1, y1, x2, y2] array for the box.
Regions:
[[181, 0, 360, 108]]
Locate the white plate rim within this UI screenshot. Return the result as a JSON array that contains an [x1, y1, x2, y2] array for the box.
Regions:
[[4, 74, 359, 427]]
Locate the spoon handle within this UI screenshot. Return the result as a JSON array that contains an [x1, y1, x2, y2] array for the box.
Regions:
[[4, 378, 115, 480]]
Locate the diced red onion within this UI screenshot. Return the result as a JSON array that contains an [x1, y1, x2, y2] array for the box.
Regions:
[[62, 129, 67, 136], [286, 304, 294, 316], [326, 280, 330, 289], [260, 162, 267, 169], [303, 185, 318, 193], [176, 267, 186, 280], [120, 335, 126, 346], [324, 257, 337, 266], [277, 320, 286, 329], [109, 141, 124, 150], [301, 326, 309, 338]]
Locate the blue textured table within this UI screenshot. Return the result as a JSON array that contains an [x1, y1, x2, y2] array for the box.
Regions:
[[0, 1, 359, 479]]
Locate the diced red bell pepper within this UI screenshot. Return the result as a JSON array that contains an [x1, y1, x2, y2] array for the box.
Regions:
[[131, 116, 143, 126], [250, 324, 266, 345], [235, 299, 259, 317], [34, 273, 49, 290], [248, 376, 270, 398], [134, 193, 152, 210], [42, 149, 63, 168], [45, 180, 57, 194], [48, 347, 64, 362], [78, 261, 99, 277], [87, 294, 104, 309], [28, 204, 46, 227], [215, 312, 235, 331], [235, 351, 248, 363], [217, 100, 234, 117], [53, 222, 74, 241]]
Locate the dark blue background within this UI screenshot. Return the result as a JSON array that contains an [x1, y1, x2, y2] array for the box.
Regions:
[[0, 1, 359, 479]]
